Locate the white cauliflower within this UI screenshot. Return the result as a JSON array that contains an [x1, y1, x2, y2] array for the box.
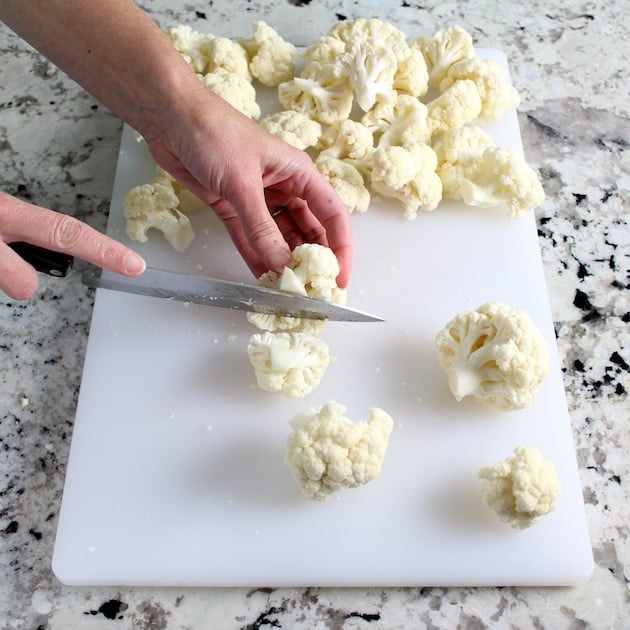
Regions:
[[204, 36, 252, 80], [303, 35, 347, 69], [457, 146, 546, 218], [318, 119, 374, 160], [247, 331, 331, 399], [247, 243, 346, 335], [393, 47, 429, 99], [285, 400, 394, 501], [432, 125, 495, 198], [335, 38, 398, 112], [123, 169, 202, 252], [435, 301, 550, 411], [370, 143, 443, 218], [440, 57, 520, 121], [240, 21, 297, 86], [259, 110, 322, 150], [315, 155, 371, 214], [479, 446, 560, 529], [410, 25, 475, 90], [426, 79, 482, 137], [278, 63, 354, 125], [199, 69, 261, 119], [433, 126, 545, 217], [166, 24, 214, 73], [361, 93, 431, 149]]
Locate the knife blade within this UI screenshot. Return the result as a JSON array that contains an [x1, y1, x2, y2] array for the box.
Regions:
[[81, 266, 384, 323]]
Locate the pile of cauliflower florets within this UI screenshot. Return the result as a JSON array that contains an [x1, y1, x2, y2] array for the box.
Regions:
[[122, 19, 545, 251]]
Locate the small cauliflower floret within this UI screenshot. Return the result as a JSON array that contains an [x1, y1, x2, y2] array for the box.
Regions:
[[457, 146, 546, 217], [440, 58, 520, 121], [361, 93, 431, 149], [426, 79, 482, 137], [259, 111, 322, 150], [371, 143, 443, 218], [432, 125, 495, 198], [435, 301, 549, 411], [393, 47, 430, 99], [315, 155, 371, 214], [247, 331, 331, 399], [240, 21, 297, 86], [285, 400, 394, 501], [199, 69, 261, 119], [278, 63, 354, 125], [410, 25, 475, 90], [204, 36, 251, 80], [479, 446, 560, 529], [327, 18, 409, 59], [123, 181, 195, 252], [318, 119, 374, 160], [303, 35, 347, 69], [247, 243, 346, 334], [335, 38, 398, 112], [166, 24, 214, 73]]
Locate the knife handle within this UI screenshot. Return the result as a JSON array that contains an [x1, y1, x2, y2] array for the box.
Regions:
[[8, 242, 74, 277]]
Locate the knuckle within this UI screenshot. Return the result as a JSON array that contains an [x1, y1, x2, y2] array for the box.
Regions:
[[51, 214, 85, 249]]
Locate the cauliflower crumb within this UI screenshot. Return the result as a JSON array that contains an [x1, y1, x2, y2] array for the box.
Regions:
[[479, 445, 560, 529], [285, 400, 394, 501]]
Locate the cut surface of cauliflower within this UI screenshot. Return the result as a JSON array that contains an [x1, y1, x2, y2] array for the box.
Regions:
[[247, 332, 331, 399], [435, 301, 549, 411], [285, 400, 394, 501], [479, 445, 560, 529]]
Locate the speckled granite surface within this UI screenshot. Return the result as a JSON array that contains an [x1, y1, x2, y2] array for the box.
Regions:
[[1, 1, 628, 628]]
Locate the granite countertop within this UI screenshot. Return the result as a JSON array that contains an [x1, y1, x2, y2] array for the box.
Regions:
[[1, 1, 628, 628]]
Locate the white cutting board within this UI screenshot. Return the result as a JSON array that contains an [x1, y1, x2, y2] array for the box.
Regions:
[[52, 50, 593, 586]]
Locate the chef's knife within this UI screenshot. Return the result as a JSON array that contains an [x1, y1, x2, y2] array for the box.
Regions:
[[9, 241, 383, 323]]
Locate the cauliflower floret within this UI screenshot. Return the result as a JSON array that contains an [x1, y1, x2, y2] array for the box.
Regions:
[[240, 21, 297, 86], [410, 25, 475, 90], [204, 36, 252, 80], [259, 110, 322, 150], [433, 126, 545, 216], [432, 125, 495, 198], [166, 24, 214, 73], [278, 63, 354, 125], [153, 167, 205, 214], [370, 143, 443, 218], [479, 446, 560, 529], [327, 18, 408, 59], [303, 35, 347, 69], [199, 69, 261, 119], [435, 301, 550, 411], [123, 180, 195, 252], [247, 243, 346, 335], [318, 119, 374, 160], [361, 93, 431, 148], [335, 38, 398, 112], [285, 400, 394, 501], [393, 47, 429, 99], [426, 79, 482, 137], [457, 146, 546, 217], [247, 331, 331, 399], [440, 58, 520, 121], [315, 155, 371, 214]]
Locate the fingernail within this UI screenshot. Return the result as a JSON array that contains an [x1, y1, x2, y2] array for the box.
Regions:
[[268, 248, 291, 271], [124, 252, 146, 275]]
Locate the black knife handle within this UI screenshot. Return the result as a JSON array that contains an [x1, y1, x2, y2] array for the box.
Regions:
[[8, 242, 74, 277]]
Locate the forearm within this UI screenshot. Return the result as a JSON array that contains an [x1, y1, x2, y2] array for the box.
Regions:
[[0, 0, 198, 137]]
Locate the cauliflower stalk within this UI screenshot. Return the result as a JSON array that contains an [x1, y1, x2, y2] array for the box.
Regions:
[[479, 445, 560, 529], [285, 400, 394, 501], [247, 332, 331, 399], [435, 301, 549, 411]]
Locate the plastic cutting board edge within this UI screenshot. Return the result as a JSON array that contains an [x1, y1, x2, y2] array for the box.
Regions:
[[52, 49, 593, 587]]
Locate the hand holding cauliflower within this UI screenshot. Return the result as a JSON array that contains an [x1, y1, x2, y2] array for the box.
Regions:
[[285, 400, 394, 501], [479, 445, 560, 529], [435, 301, 549, 411]]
